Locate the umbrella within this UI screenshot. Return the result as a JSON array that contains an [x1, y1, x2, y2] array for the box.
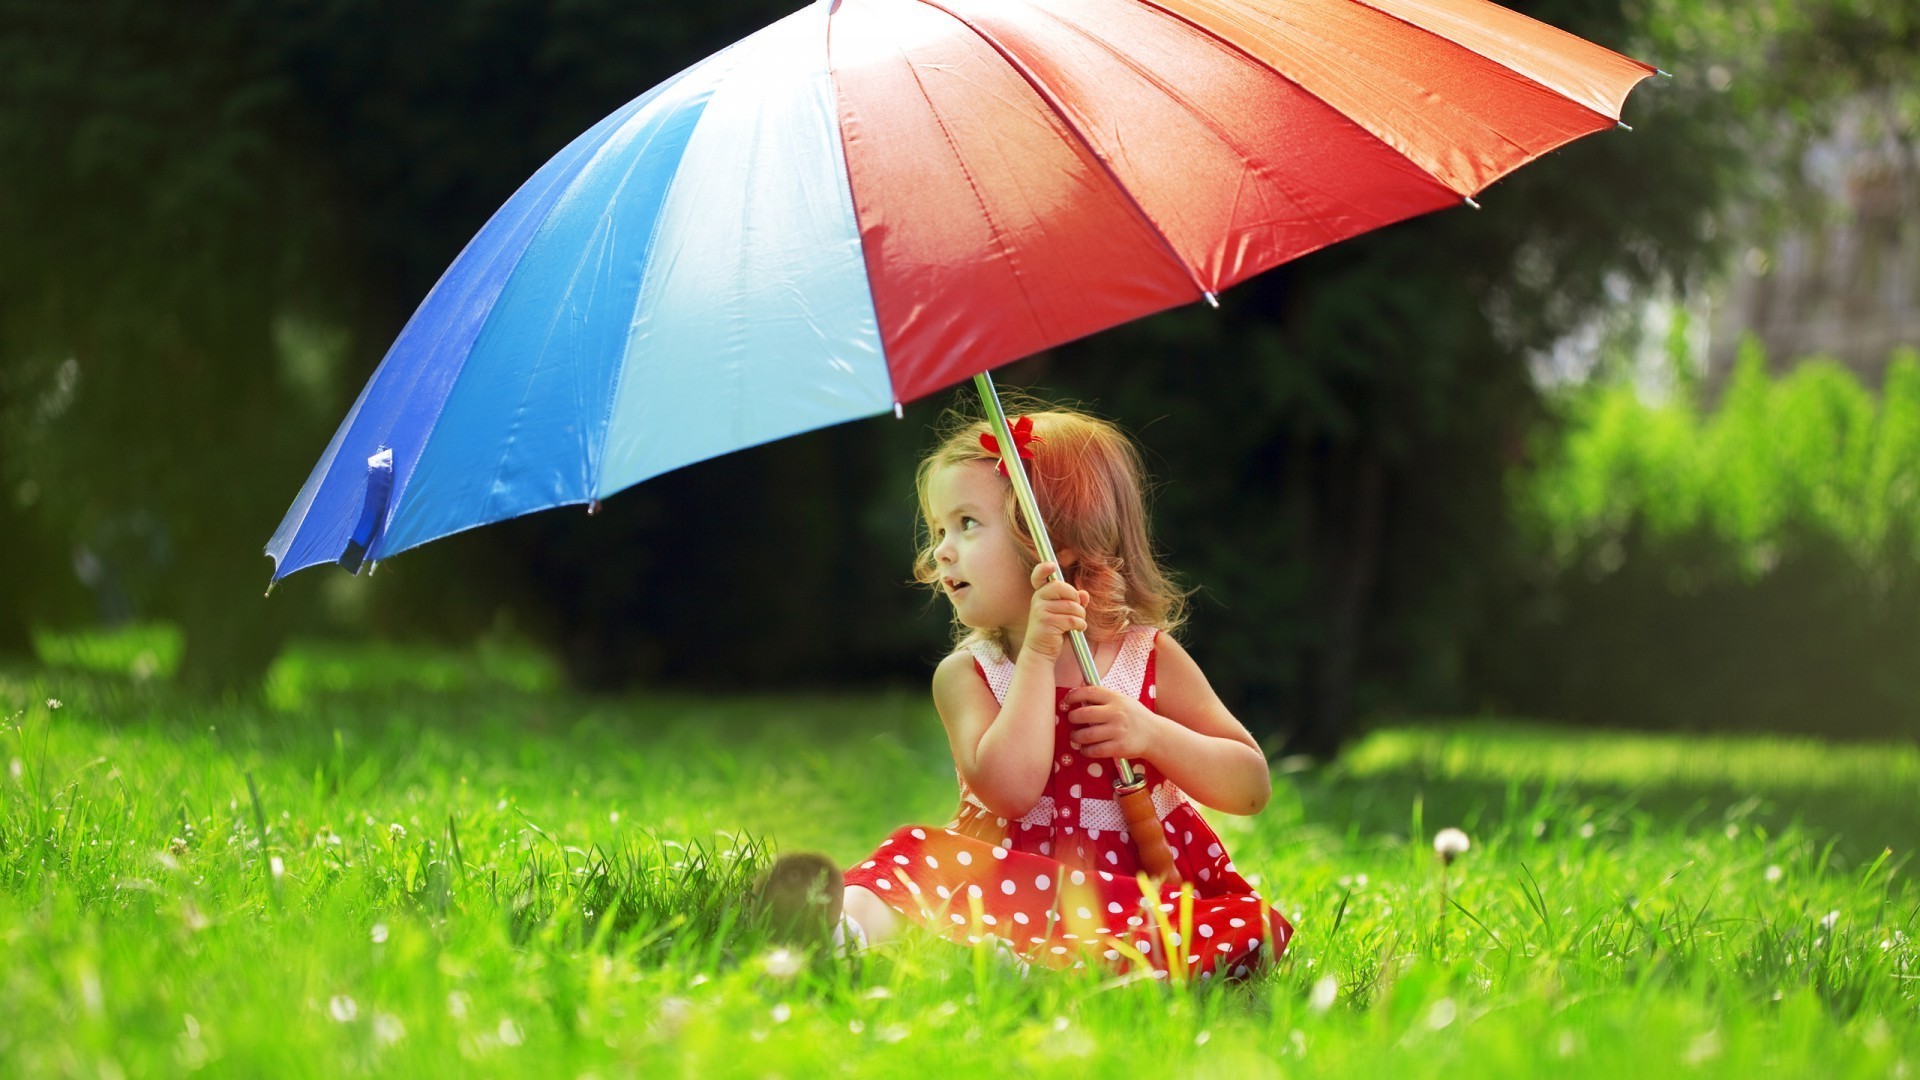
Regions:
[[265, 0, 1659, 876]]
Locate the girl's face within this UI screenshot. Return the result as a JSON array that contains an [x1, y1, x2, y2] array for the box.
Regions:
[[926, 460, 1032, 637]]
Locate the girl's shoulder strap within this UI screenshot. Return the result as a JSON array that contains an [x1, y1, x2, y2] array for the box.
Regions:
[[1102, 625, 1158, 702], [965, 639, 1014, 705]]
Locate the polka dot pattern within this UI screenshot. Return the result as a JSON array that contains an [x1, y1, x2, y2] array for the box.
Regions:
[[841, 628, 1293, 980]]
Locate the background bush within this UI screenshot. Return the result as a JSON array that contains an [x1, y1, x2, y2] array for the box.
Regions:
[[1477, 344, 1920, 737]]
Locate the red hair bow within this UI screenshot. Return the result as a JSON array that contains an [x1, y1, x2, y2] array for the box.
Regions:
[[980, 416, 1042, 478]]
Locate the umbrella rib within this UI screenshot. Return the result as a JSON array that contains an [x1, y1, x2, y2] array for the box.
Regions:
[[1130, 0, 1482, 198], [1132, 0, 1631, 197], [1347, 0, 1650, 120], [907, 0, 1216, 304]]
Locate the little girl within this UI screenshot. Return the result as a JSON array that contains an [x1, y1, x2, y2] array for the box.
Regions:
[[777, 405, 1292, 981]]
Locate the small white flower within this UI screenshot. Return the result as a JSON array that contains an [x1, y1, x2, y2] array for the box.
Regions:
[[1821, 911, 1841, 931], [388, 823, 407, 840], [374, 1013, 406, 1045], [329, 995, 358, 1022], [45, 699, 62, 710], [1764, 865, 1783, 883], [762, 948, 802, 979], [497, 1018, 523, 1046], [1308, 976, 1338, 1013], [771, 1003, 792, 1024], [1426, 998, 1457, 1030], [1578, 822, 1596, 839], [371, 923, 389, 944], [1433, 828, 1471, 863]]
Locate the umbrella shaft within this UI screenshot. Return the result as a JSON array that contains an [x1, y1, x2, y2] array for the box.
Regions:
[[973, 371, 1142, 789]]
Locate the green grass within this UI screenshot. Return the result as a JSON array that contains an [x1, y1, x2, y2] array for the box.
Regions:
[[2, 644, 1916, 1077]]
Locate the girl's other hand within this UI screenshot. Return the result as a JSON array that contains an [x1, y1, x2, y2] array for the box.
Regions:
[[1062, 685, 1168, 761], [1023, 561, 1088, 660]]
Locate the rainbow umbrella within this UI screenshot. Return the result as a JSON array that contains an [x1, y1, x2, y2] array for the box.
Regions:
[[264, 0, 1658, 582]]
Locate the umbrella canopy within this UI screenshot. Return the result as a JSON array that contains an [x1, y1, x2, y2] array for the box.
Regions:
[[266, 0, 1657, 580]]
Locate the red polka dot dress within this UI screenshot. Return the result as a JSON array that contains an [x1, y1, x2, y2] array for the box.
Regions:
[[843, 627, 1292, 981]]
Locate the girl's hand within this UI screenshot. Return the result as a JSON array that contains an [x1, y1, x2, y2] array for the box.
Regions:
[[1023, 561, 1088, 660], [1062, 685, 1168, 761]]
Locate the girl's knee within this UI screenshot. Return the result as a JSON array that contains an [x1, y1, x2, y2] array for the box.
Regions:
[[844, 885, 900, 943]]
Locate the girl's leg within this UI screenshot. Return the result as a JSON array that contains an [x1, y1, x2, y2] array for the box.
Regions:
[[842, 885, 901, 945]]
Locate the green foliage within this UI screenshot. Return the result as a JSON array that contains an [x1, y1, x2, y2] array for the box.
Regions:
[[1526, 344, 1920, 576], [31, 621, 182, 680], [1488, 345, 1920, 734], [3, 647, 1919, 1075]]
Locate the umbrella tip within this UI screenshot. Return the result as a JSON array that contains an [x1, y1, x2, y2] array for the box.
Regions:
[[1463, 196, 1482, 210], [1203, 291, 1219, 309], [1616, 121, 1634, 132], [1657, 68, 1673, 78], [894, 401, 904, 419], [588, 499, 602, 516], [264, 577, 277, 599]]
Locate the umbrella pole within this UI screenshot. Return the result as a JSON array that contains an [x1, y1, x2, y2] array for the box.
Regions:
[[973, 372, 1180, 883]]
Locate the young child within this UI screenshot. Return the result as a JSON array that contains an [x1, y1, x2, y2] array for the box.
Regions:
[[768, 405, 1291, 981]]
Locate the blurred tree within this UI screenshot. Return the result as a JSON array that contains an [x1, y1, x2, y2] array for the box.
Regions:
[[0, 0, 331, 683]]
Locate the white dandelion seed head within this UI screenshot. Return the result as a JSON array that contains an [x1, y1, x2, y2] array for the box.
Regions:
[[388, 823, 406, 840], [374, 1013, 406, 1045], [45, 698, 62, 711], [763, 947, 803, 979], [1433, 827, 1471, 861]]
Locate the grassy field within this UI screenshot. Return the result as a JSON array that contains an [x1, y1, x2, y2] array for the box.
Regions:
[[3, 633, 1916, 1077]]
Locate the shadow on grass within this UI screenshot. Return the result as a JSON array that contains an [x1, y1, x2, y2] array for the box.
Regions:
[[1294, 720, 1920, 866]]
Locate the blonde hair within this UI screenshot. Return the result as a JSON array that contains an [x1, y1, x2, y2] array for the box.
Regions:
[[913, 396, 1189, 652]]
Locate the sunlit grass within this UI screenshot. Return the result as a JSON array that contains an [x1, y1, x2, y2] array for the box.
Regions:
[[2, 643, 1916, 1076]]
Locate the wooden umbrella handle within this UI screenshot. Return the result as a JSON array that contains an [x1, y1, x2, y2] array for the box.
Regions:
[[1116, 777, 1179, 882]]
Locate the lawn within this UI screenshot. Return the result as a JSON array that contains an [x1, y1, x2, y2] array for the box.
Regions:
[[2, 633, 1915, 1077]]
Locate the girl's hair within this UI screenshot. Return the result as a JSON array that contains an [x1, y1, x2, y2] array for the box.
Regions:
[[913, 396, 1189, 652]]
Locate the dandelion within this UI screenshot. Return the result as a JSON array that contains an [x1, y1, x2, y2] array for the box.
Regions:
[[45, 698, 62, 710], [389, 823, 407, 841], [1308, 976, 1339, 1013], [374, 1013, 406, 1046], [1433, 827, 1471, 946], [762, 948, 802, 980], [652, 997, 693, 1039], [169, 837, 189, 857]]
